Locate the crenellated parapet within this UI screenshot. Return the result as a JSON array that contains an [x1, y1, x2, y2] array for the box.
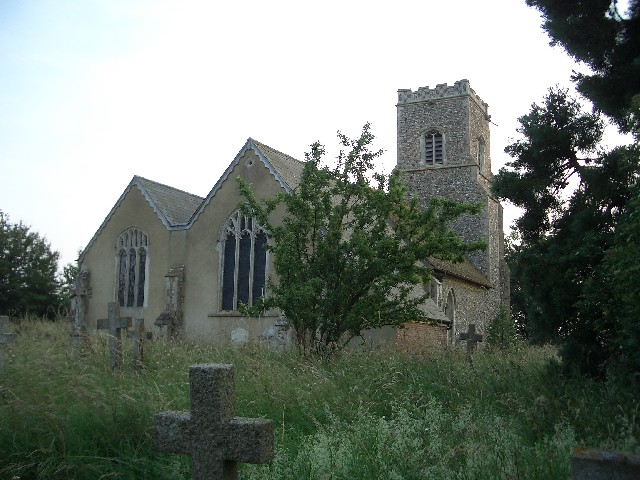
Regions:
[[397, 79, 488, 114]]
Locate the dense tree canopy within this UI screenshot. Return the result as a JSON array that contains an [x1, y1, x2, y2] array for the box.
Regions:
[[0, 210, 63, 318], [494, 1, 640, 382], [240, 124, 485, 356], [527, 0, 640, 136]]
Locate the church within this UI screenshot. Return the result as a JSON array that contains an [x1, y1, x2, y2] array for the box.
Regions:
[[73, 79, 509, 350]]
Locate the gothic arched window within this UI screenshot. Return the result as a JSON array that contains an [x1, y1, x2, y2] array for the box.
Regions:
[[220, 211, 268, 311], [424, 131, 444, 165], [116, 227, 148, 308], [445, 289, 456, 345]]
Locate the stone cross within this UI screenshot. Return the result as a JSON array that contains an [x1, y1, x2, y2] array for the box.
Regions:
[[0, 316, 16, 369], [572, 448, 640, 479], [97, 302, 131, 370], [459, 323, 483, 363], [154, 364, 274, 480], [129, 318, 145, 370]]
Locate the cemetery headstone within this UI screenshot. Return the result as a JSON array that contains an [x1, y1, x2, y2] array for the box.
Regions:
[[459, 323, 483, 363], [97, 302, 131, 370], [0, 316, 16, 369], [572, 448, 640, 479], [154, 364, 274, 480]]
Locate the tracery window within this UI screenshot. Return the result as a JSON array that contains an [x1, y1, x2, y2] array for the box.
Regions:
[[424, 131, 444, 165], [116, 227, 148, 308], [220, 211, 268, 311]]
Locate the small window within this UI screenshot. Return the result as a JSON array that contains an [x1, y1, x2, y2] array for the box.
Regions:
[[477, 138, 485, 171], [425, 131, 444, 165], [116, 227, 148, 308], [220, 210, 268, 311]]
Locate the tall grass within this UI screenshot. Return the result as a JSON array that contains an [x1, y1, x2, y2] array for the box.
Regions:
[[0, 319, 637, 479]]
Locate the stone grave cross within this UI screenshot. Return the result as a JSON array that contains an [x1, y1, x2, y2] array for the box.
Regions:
[[97, 302, 132, 370], [127, 318, 152, 370], [154, 364, 274, 480], [459, 323, 483, 363], [0, 316, 16, 368]]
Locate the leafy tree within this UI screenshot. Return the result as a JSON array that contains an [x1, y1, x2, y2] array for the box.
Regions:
[[0, 210, 62, 318], [485, 305, 520, 351], [240, 124, 485, 356], [526, 0, 640, 136]]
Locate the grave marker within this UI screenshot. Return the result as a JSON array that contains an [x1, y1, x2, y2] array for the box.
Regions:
[[154, 364, 274, 480], [0, 316, 16, 368], [459, 323, 483, 363], [129, 318, 145, 370], [97, 302, 131, 370], [572, 448, 640, 479]]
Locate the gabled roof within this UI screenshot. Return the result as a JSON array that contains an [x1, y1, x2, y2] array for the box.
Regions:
[[134, 176, 204, 227], [189, 138, 305, 224], [79, 176, 205, 262]]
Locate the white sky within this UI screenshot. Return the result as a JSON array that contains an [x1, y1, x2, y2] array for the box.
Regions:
[[1, 0, 588, 269]]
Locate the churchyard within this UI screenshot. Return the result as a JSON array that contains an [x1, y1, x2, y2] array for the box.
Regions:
[[1, 318, 638, 479]]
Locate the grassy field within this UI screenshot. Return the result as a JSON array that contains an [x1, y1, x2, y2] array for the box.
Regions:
[[0, 319, 638, 479]]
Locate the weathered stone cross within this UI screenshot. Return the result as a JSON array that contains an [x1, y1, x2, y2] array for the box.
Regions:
[[97, 302, 132, 370], [459, 323, 483, 363], [0, 316, 16, 369], [154, 364, 274, 480], [129, 318, 146, 370]]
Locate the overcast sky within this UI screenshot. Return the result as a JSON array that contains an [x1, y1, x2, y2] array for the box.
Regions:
[[1, 0, 592, 268]]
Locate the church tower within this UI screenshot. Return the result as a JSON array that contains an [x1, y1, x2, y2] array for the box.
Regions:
[[396, 79, 509, 330]]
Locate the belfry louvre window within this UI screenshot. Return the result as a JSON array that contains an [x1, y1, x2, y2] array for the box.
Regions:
[[116, 227, 148, 308], [220, 211, 267, 311], [425, 131, 444, 165]]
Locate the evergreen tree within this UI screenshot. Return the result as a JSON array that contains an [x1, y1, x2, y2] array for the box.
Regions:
[[0, 210, 62, 318], [494, 0, 640, 377], [240, 124, 485, 356], [527, 0, 640, 136]]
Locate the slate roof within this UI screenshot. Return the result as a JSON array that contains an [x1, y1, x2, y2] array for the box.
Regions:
[[134, 176, 204, 227], [251, 139, 305, 189]]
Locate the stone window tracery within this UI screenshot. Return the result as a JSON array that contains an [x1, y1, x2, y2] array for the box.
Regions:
[[220, 210, 268, 312], [116, 227, 148, 308]]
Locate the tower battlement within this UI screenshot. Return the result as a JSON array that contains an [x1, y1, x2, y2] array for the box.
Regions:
[[397, 79, 488, 114]]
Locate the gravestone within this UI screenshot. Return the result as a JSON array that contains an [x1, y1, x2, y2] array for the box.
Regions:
[[459, 323, 483, 363], [69, 268, 92, 355], [154, 364, 274, 480], [572, 448, 640, 479], [128, 318, 146, 370], [0, 316, 16, 368], [97, 302, 132, 370]]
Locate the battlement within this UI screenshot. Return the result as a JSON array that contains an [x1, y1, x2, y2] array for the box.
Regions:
[[397, 79, 488, 113]]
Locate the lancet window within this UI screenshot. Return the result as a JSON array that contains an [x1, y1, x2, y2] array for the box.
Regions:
[[220, 211, 268, 311], [116, 227, 148, 308]]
